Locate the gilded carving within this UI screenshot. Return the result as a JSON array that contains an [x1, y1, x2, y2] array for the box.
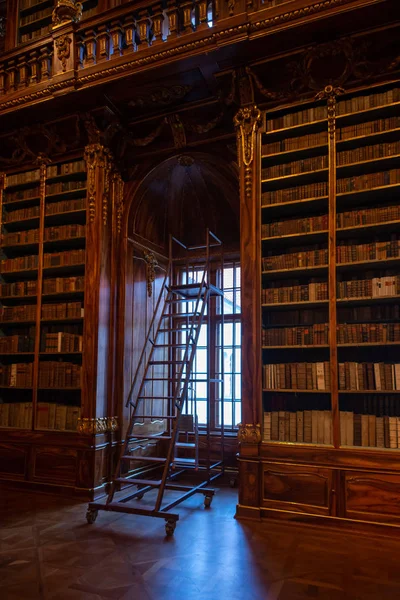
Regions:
[[166, 114, 186, 149], [55, 35, 72, 72], [84, 144, 113, 224], [77, 416, 119, 434], [112, 171, 124, 234], [234, 105, 261, 168], [238, 423, 262, 445], [144, 252, 158, 297], [315, 84, 344, 139], [52, 0, 82, 26], [128, 85, 192, 108]]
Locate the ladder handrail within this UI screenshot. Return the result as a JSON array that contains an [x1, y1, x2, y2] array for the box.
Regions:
[[125, 258, 171, 408]]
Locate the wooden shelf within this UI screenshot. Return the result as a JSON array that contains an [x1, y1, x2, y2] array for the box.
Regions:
[[262, 167, 328, 186], [46, 172, 86, 184], [262, 300, 328, 310], [336, 153, 400, 176], [46, 189, 87, 201], [262, 230, 328, 247], [339, 390, 400, 394], [338, 341, 400, 347], [3, 196, 41, 208], [261, 143, 328, 163], [40, 317, 84, 324], [19, 13, 52, 33], [263, 118, 326, 138], [261, 196, 328, 217], [3, 217, 40, 231], [337, 256, 400, 271], [336, 99, 400, 125], [262, 388, 331, 393], [337, 220, 400, 238], [337, 296, 400, 306], [262, 264, 328, 278], [19, 0, 53, 16], [336, 127, 400, 149], [336, 182, 400, 205], [262, 345, 329, 349]]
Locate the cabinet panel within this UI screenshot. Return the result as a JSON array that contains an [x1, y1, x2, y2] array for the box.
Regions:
[[262, 462, 334, 516], [0, 443, 27, 477], [32, 446, 78, 484], [343, 471, 400, 524]]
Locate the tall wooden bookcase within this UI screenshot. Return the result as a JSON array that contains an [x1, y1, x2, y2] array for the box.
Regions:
[[237, 78, 400, 529], [0, 145, 124, 497]]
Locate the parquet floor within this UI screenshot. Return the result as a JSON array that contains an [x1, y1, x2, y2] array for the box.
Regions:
[[1, 483, 400, 599]]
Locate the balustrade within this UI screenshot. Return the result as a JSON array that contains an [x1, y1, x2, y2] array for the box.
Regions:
[[0, 41, 52, 97]]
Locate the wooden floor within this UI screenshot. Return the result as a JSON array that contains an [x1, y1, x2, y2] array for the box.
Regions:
[[1, 483, 400, 599]]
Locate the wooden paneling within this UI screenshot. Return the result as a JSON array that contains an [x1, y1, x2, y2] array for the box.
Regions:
[[238, 458, 260, 507], [0, 443, 27, 477], [32, 446, 78, 484], [343, 471, 400, 524], [262, 462, 333, 516]]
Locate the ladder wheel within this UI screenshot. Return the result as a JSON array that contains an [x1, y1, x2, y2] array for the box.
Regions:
[[86, 508, 98, 524], [136, 491, 144, 500], [204, 495, 212, 508], [229, 477, 237, 488], [165, 519, 176, 536]]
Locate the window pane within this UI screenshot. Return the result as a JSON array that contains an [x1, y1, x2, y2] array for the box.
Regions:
[[223, 291, 234, 315], [235, 374, 241, 399], [234, 403, 241, 427], [223, 322, 233, 346], [224, 374, 232, 398], [223, 402, 233, 427], [235, 290, 241, 314], [224, 348, 233, 374], [197, 324, 207, 346], [235, 322, 241, 342]]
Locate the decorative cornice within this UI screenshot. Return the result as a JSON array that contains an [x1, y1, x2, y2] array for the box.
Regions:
[[0, 0, 382, 115], [238, 423, 262, 445], [77, 416, 119, 434]]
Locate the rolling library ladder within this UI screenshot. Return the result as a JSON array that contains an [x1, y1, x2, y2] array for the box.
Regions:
[[86, 231, 225, 536]]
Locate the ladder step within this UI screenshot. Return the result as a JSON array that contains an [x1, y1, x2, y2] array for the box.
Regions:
[[121, 455, 167, 463], [161, 313, 202, 319], [137, 396, 178, 400], [148, 360, 189, 365], [132, 415, 176, 420], [158, 328, 198, 333], [172, 457, 196, 464], [176, 442, 196, 448], [128, 434, 172, 440], [153, 343, 191, 348], [116, 477, 162, 486]]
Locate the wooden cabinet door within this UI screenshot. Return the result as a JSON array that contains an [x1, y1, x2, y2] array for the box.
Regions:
[[342, 471, 400, 525], [262, 462, 335, 516]]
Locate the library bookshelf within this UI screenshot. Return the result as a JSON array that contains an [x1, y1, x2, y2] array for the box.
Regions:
[[237, 81, 400, 530], [0, 147, 123, 497]]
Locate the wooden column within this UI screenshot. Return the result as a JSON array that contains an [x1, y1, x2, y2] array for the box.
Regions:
[[234, 105, 262, 457], [82, 144, 114, 427]]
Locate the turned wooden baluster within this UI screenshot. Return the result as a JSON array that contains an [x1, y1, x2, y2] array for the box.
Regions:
[[196, 0, 209, 30], [17, 55, 29, 90], [28, 51, 39, 85], [77, 37, 86, 69], [84, 29, 97, 66], [166, 0, 180, 38], [6, 60, 17, 92], [110, 20, 124, 57], [151, 3, 165, 45], [123, 15, 136, 53], [181, 1, 194, 33], [39, 47, 52, 80], [136, 9, 152, 47], [97, 25, 110, 62]]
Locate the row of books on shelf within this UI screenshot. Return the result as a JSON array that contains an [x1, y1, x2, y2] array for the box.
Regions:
[[6, 169, 39, 187], [337, 168, 400, 193], [0, 331, 35, 353], [263, 247, 328, 271], [0, 363, 33, 387], [45, 198, 86, 215], [263, 410, 332, 444], [19, 6, 52, 26], [337, 139, 400, 166], [262, 204, 400, 238], [262, 281, 328, 303], [262, 322, 400, 346], [0, 280, 36, 298], [262, 154, 328, 179], [41, 332, 83, 353], [262, 182, 328, 205], [43, 249, 85, 268], [2, 229, 40, 246], [262, 240, 400, 271], [20, 25, 51, 43], [337, 275, 399, 298], [37, 403, 81, 431], [1, 250, 85, 273], [4, 186, 40, 203], [337, 116, 400, 141], [262, 116, 400, 156], [47, 160, 86, 178], [4, 205, 40, 223], [262, 131, 328, 155], [265, 88, 400, 131], [262, 409, 400, 448], [38, 361, 81, 388], [0, 402, 32, 429], [0, 302, 84, 322], [263, 362, 331, 391], [43, 276, 85, 294], [0, 402, 82, 431], [44, 224, 86, 241], [336, 88, 400, 115], [46, 180, 86, 195], [1, 254, 38, 273], [339, 362, 400, 391], [262, 276, 400, 304]]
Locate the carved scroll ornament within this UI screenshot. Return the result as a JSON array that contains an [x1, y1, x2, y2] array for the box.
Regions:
[[238, 423, 262, 445], [144, 252, 158, 297], [77, 416, 119, 434], [55, 35, 72, 72], [234, 105, 261, 168], [84, 144, 113, 223], [52, 0, 83, 26]]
